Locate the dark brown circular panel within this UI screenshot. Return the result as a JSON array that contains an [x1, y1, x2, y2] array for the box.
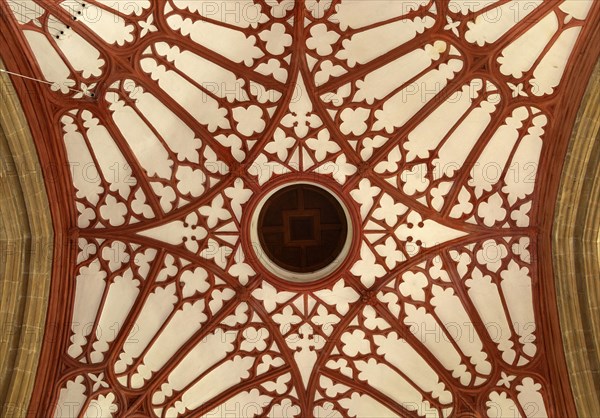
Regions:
[[257, 184, 348, 273]]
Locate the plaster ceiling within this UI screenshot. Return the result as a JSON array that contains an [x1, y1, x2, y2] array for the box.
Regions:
[[1, 0, 598, 417]]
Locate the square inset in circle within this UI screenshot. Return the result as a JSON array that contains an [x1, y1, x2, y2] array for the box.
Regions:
[[256, 184, 348, 274], [282, 209, 321, 246], [290, 216, 315, 241]]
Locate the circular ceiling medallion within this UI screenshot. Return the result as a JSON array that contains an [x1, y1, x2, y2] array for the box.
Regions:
[[249, 182, 353, 283]]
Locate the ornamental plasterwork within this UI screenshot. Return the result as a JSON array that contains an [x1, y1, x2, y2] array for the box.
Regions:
[[2, 0, 597, 417]]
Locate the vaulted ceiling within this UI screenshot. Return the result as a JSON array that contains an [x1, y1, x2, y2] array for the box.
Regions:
[[1, 1, 599, 417]]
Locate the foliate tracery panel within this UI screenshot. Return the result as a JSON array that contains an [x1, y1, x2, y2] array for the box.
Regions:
[[2, 0, 598, 417]]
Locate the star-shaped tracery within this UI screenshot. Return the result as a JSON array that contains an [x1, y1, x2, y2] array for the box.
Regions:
[[1, 0, 598, 417]]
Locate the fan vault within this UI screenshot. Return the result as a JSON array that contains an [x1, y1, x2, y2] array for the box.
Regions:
[[1, 1, 599, 417]]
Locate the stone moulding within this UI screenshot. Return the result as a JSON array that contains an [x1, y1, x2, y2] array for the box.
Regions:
[[553, 59, 600, 418], [0, 58, 53, 417]]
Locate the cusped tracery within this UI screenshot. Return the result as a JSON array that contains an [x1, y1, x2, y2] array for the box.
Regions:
[[2, 0, 597, 417]]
